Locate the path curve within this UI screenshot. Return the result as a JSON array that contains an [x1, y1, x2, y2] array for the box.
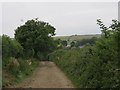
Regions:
[[10, 61, 74, 88]]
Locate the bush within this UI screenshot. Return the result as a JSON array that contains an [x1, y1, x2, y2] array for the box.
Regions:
[[2, 35, 39, 87], [2, 35, 23, 58]]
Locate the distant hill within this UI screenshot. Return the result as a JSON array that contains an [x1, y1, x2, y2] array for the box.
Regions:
[[54, 34, 101, 41]]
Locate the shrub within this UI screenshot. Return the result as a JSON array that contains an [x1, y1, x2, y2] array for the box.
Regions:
[[2, 35, 23, 58]]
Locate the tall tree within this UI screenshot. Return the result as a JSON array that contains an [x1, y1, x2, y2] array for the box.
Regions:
[[15, 18, 56, 59]]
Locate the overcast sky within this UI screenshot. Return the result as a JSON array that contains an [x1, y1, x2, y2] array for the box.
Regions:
[[2, 2, 118, 38]]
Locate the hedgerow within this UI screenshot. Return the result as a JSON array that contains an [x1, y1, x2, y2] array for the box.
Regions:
[[49, 20, 120, 88]]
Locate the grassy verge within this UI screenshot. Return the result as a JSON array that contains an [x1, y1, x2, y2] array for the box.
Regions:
[[2, 57, 39, 87], [49, 48, 82, 88]]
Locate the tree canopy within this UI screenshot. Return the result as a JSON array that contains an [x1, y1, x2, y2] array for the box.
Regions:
[[15, 18, 56, 59]]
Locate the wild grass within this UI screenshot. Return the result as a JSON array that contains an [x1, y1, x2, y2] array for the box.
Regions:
[[2, 57, 39, 87]]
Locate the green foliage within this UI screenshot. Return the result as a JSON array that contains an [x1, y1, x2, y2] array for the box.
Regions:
[[50, 20, 120, 88], [15, 18, 56, 59], [17, 58, 39, 77], [54, 39, 62, 49], [2, 35, 23, 58], [70, 41, 76, 47], [61, 40, 67, 47], [54, 35, 99, 48], [76, 37, 98, 47], [2, 57, 39, 87]]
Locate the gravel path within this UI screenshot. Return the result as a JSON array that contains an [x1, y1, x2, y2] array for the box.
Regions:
[[10, 61, 74, 88]]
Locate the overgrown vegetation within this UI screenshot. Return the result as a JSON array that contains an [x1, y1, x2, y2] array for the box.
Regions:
[[50, 20, 120, 88], [2, 35, 39, 87], [2, 18, 56, 87], [75, 37, 98, 47]]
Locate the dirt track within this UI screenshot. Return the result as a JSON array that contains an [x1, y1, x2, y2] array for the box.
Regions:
[[10, 61, 74, 88]]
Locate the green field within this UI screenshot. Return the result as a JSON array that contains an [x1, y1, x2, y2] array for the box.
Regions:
[[54, 34, 101, 41]]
